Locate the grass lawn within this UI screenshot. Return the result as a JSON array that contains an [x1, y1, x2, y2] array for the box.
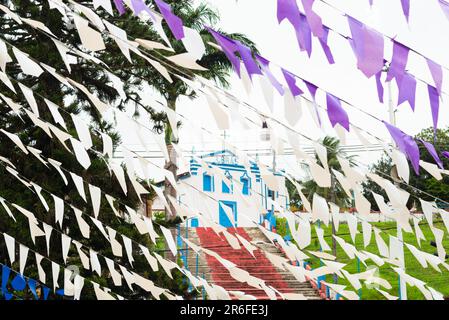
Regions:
[[276, 218, 449, 300]]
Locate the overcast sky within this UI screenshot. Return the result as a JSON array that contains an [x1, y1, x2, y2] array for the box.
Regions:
[[114, 0, 449, 180]]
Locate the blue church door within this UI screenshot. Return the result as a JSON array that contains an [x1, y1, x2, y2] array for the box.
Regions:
[[219, 201, 237, 228]]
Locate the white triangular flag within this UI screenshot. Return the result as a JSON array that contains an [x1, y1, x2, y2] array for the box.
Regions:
[[122, 235, 134, 267], [73, 240, 90, 270], [35, 252, 46, 283], [88, 184, 101, 219], [73, 15, 105, 52], [106, 227, 122, 257], [73, 274, 85, 300], [18, 83, 39, 116], [70, 138, 91, 170], [51, 194, 64, 228], [105, 257, 122, 286], [19, 244, 28, 274], [139, 244, 159, 272], [43, 223, 52, 256], [71, 114, 93, 149], [361, 220, 372, 248], [89, 249, 102, 276], [312, 193, 330, 226], [0, 197, 16, 221], [4, 233, 15, 264], [51, 262, 60, 292]]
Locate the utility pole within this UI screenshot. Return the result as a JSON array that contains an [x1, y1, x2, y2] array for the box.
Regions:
[[388, 80, 407, 300]]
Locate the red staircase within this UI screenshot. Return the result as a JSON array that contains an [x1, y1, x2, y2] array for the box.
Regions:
[[196, 227, 302, 299]]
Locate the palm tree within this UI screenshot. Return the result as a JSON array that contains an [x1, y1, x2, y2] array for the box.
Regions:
[[301, 136, 353, 208], [140, 1, 257, 221]]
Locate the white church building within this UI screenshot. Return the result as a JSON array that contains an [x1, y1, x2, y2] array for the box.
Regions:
[[154, 150, 290, 228]]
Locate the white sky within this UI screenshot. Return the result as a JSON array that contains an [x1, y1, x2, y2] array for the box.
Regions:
[[114, 0, 449, 180]]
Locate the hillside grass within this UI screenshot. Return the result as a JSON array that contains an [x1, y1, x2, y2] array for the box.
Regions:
[[276, 218, 449, 300]]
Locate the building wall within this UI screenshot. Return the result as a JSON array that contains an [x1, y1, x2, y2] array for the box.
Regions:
[[178, 165, 290, 227]]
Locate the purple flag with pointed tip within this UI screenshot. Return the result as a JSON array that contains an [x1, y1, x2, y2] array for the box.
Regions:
[[386, 41, 409, 84], [131, 0, 151, 16], [347, 16, 384, 78], [234, 41, 262, 80], [305, 80, 318, 100], [277, 0, 300, 25], [113, 0, 126, 15], [155, 0, 185, 40], [296, 13, 312, 57], [305, 80, 321, 125], [207, 28, 240, 76], [326, 93, 349, 131], [375, 70, 384, 103], [319, 27, 335, 64], [277, 0, 312, 57], [401, 0, 410, 22], [420, 139, 444, 169], [397, 72, 416, 111], [302, 0, 324, 38], [426, 58, 443, 95], [256, 55, 285, 95], [442, 151, 449, 160], [428, 85, 440, 135], [282, 69, 303, 96], [384, 121, 420, 174]]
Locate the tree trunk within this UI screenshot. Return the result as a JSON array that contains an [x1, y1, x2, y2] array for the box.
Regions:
[[164, 97, 178, 221]]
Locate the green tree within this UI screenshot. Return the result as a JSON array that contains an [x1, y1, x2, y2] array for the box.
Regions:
[[363, 127, 449, 212], [0, 0, 190, 299]]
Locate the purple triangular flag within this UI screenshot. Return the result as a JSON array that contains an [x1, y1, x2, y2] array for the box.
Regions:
[[256, 55, 285, 95], [375, 70, 384, 103], [113, 0, 126, 15], [428, 85, 440, 135], [130, 0, 151, 16], [154, 0, 185, 40], [282, 69, 303, 96], [302, 0, 324, 38], [397, 72, 416, 111], [207, 28, 240, 76], [401, 0, 410, 22], [384, 121, 420, 174], [386, 41, 409, 84], [426, 58, 443, 95], [234, 41, 262, 80], [326, 93, 349, 131], [420, 139, 444, 169], [305, 80, 318, 100], [319, 27, 335, 64], [348, 16, 384, 78], [442, 151, 449, 160]]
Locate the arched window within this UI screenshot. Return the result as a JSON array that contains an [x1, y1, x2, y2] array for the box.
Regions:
[[203, 172, 214, 192], [222, 171, 232, 194], [240, 173, 251, 195]]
